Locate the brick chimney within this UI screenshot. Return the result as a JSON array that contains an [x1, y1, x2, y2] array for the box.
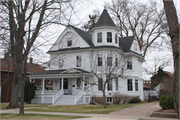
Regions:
[[30, 57, 33, 64], [4, 53, 9, 59]]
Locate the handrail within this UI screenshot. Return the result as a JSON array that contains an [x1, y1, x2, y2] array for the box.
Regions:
[[52, 89, 64, 104], [74, 89, 84, 104]]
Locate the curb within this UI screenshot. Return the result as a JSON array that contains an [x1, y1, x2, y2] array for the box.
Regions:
[[150, 112, 178, 119]]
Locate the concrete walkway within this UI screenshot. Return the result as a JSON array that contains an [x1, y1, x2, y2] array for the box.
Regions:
[[0, 102, 177, 120]]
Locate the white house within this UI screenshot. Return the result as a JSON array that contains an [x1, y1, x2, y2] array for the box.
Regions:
[[29, 8, 144, 105]]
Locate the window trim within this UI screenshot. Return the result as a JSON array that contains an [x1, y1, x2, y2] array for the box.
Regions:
[[127, 59, 132, 70], [59, 58, 63, 68], [107, 97, 113, 103], [98, 78, 103, 91], [107, 54, 112, 66], [67, 40, 72, 47], [127, 79, 133, 91], [135, 79, 138, 91], [76, 55, 82, 67], [115, 34, 118, 44], [97, 32, 102, 43], [98, 54, 103, 66], [107, 32, 112, 43], [107, 80, 112, 91]]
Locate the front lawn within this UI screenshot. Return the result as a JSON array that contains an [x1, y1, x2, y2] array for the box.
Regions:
[[25, 103, 144, 114], [1, 113, 88, 120], [1, 103, 48, 110]]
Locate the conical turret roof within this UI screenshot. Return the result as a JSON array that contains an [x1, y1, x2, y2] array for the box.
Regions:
[[94, 8, 117, 28]]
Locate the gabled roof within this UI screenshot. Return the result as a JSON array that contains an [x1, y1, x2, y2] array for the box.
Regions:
[[119, 36, 134, 52], [94, 9, 117, 28], [69, 25, 94, 48]]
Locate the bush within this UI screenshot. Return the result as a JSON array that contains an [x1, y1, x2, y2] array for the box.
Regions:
[[159, 95, 175, 110], [24, 81, 35, 104], [129, 97, 141, 103]]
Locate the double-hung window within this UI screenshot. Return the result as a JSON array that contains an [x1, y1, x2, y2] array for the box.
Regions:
[[107, 54, 112, 66], [98, 78, 103, 91], [98, 54, 103, 66], [127, 59, 132, 70], [115, 78, 118, 91], [107, 80, 112, 91], [97, 32, 102, 43], [76, 56, 81, 67], [107, 32, 112, 42], [127, 79, 133, 91], [115, 34, 118, 44], [135, 79, 138, 91], [115, 55, 118, 67], [59, 58, 63, 68]]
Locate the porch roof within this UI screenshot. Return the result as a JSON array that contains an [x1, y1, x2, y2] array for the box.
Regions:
[[27, 68, 92, 78]]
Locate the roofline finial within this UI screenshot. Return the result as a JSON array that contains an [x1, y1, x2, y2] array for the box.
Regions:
[[104, 6, 107, 10]]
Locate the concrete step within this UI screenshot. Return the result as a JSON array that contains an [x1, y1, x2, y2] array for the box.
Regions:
[[54, 95, 75, 105]]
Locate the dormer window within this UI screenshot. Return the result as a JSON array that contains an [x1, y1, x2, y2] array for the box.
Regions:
[[115, 34, 118, 44], [67, 40, 72, 47], [97, 32, 102, 43], [107, 32, 112, 42]]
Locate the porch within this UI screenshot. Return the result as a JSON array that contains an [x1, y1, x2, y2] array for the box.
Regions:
[[28, 68, 92, 105]]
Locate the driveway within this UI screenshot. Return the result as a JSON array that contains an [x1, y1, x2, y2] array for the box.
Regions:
[[109, 102, 161, 117]]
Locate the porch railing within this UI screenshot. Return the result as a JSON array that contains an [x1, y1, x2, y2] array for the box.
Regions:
[[52, 89, 64, 104], [74, 89, 85, 104]]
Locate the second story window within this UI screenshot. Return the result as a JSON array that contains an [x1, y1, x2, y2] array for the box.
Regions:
[[107, 54, 112, 66], [115, 55, 118, 67], [98, 78, 103, 91], [107, 32, 112, 42], [76, 56, 81, 67], [115, 34, 118, 43], [98, 54, 103, 66], [59, 58, 63, 68], [97, 32, 102, 43], [67, 40, 72, 47], [127, 59, 132, 70]]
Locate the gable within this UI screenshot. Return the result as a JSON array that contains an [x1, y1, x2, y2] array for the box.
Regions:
[[48, 26, 92, 52]]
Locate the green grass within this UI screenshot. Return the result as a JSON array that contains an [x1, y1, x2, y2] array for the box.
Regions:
[[1, 103, 48, 110], [25, 103, 144, 114], [1, 113, 89, 120]]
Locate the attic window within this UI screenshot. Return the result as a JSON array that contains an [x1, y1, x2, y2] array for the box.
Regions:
[[67, 40, 72, 47], [107, 32, 112, 42]]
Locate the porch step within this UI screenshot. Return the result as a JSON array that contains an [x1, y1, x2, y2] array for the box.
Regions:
[[54, 95, 75, 105]]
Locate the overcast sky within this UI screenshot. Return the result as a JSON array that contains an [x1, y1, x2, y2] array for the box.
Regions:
[[0, 0, 179, 80]]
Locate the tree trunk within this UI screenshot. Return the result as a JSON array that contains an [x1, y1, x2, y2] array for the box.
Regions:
[[19, 77, 25, 115], [102, 90, 107, 108], [6, 58, 10, 102], [163, 0, 179, 115], [6, 70, 20, 108]]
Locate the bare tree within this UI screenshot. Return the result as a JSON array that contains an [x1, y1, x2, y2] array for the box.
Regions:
[[162, 0, 179, 116], [144, 56, 172, 76], [83, 50, 127, 108], [0, 0, 81, 114], [105, 0, 167, 57]]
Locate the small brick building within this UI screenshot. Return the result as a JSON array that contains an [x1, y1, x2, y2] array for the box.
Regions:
[[0, 54, 52, 102]]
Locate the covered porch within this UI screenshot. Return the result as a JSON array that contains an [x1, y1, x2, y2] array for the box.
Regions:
[[28, 68, 92, 105]]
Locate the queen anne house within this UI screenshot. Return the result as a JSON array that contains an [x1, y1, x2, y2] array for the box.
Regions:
[[28, 8, 144, 105]]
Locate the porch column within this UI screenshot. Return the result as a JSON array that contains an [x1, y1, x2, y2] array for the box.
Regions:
[[61, 78, 64, 90], [42, 78, 45, 104], [30, 78, 32, 83]]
